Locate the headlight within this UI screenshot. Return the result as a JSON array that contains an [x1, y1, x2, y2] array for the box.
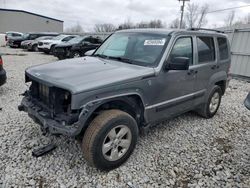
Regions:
[[44, 42, 51, 45]]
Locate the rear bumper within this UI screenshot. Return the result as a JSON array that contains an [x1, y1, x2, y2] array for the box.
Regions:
[[0, 69, 7, 86], [18, 96, 80, 137]]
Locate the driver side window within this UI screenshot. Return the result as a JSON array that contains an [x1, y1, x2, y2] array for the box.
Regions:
[[169, 37, 193, 65]]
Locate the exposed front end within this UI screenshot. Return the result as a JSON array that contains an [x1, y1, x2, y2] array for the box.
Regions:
[[19, 75, 81, 136]]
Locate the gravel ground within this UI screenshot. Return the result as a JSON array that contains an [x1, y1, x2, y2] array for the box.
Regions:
[[0, 47, 250, 188]]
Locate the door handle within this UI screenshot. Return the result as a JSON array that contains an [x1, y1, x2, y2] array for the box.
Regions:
[[187, 70, 198, 75], [211, 65, 217, 70]]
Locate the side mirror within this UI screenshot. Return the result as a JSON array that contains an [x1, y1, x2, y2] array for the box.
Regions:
[[84, 49, 95, 56], [165, 57, 189, 71], [244, 92, 250, 110]]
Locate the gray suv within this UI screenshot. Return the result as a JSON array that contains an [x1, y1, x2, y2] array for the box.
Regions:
[[19, 28, 231, 170]]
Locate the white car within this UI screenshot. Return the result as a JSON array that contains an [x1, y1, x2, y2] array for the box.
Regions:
[[38, 35, 77, 54]]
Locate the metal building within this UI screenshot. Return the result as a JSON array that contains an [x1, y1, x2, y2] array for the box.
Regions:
[[221, 24, 250, 78], [0, 8, 63, 33]]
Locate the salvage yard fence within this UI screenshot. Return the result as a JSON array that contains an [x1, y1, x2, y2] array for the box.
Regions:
[[223, 26, 250, 78]]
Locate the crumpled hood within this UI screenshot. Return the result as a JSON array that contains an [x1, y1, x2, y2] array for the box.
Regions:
[[25, 56, 155, 94]]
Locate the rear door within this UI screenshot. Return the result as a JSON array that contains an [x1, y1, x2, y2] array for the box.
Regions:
[[192, 36, 218, 106]]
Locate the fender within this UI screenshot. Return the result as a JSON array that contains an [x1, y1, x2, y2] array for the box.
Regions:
[[72, 92, 147, 136]]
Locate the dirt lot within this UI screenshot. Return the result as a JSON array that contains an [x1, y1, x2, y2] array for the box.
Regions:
[[0, 47, 249, 187]]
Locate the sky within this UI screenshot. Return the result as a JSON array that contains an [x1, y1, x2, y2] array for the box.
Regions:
[[0, 0, 250, 31]]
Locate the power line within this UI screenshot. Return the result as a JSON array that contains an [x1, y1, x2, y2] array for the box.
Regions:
[[206, 4, 250, 14]]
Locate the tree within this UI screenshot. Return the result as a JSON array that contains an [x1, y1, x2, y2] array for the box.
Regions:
[[185, 3, 209, 28], [94, 24, 116, 32], [136, 19, 164, 28], [197, 4, 209, 28], [118, 19, 134, 30], [224, 11, 235, 27], [65, 23, 84, 33], [169, 18, 185, 28]]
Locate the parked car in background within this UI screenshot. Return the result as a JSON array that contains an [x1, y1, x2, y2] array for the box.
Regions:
[[0, 54, 7, 86], [8, 32, 58, 48], [38, 35, 77, 54], [19, 28, 231, 170], [54, 36, 103, 59], [245, 92, 250, 110], [21, 36, 57, 51], [5, 31, 23, 46]]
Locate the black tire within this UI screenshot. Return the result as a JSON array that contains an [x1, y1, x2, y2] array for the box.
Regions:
[[57, 55, 65, 60], [72, 51, 81, 58], [196, 85, 222, 118], [82, 109, 138, 170], [32, 44, 39, 52], [50, 45, 56, 55]]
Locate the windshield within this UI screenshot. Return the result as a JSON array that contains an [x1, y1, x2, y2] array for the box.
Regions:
[[94, 32, 170, 67], [67, 36, 85, 43], [52, 35, 67, 40], [23, 33, 30, 39]]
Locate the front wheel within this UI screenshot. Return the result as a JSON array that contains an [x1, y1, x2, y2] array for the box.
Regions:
[[82, 110, 138, 170], [196, 85, 222, 118]]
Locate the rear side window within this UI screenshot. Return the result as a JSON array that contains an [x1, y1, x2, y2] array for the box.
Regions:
[[217, 37, 229, 60], [197, 37, 215, 63]]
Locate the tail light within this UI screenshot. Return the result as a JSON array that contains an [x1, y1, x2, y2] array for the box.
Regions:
[[0, 57, 3, 66], [5, 35, 7, 41]]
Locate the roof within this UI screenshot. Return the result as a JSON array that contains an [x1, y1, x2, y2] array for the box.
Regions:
[[0, 8, 63, 23], [116, 28, 227, 37]]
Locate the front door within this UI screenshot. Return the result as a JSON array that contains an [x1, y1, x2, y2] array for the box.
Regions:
[[146, 36, 197, 122]]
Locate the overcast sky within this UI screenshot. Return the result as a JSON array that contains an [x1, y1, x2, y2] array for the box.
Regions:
[[1, 0, 250, 31]]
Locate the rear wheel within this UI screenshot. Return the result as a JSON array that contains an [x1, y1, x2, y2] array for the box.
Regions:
[[196, 85, 222, 118], [82, 110, 138, 170], [72, 51, 80, 58]]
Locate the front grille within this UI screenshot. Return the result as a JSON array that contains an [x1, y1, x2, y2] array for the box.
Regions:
[[30, 80, 50, 106], [38, 83, 50, 105]]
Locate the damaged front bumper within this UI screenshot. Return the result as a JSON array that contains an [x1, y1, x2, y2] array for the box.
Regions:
[[18, 96, 82, 137]]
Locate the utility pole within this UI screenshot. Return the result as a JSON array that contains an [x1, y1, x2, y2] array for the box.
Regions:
[[178, 0, 190, 29]]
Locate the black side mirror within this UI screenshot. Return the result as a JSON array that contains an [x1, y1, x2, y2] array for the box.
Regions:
[[244, 92, 250, 110], [165, 57, 189, 71]]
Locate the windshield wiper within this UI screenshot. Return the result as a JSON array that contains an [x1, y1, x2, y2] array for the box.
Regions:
[[108, 56, 134, 64], [93, 54, 109, 59]]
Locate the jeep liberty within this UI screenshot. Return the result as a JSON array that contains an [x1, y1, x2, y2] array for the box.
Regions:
[[19, 28, 231, 170]]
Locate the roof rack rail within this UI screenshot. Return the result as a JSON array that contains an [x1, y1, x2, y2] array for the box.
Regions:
[[187, 28, 225, 33]]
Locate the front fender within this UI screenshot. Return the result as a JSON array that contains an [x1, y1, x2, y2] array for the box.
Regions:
[[72, 92, 146, 136]]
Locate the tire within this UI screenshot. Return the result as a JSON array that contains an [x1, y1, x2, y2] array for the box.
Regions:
[[32, 44, 39, 52], [72, 51, 81, 58], [50, 45, 56, 55], [196, 85, 222, 118], [82, 109, 138, 170]]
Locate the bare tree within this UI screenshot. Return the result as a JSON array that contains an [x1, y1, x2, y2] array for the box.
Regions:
[[65, 23, 84, 33], [185, 3, 199, 28], [94, 23, 116, 32], [197, 4, 209, 28], [169, 18, 185, 28], [118, 19, 134, 30], [136, 19, 164, 28], [185, 3, 209, 28], [224, 11, 235, 27]]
